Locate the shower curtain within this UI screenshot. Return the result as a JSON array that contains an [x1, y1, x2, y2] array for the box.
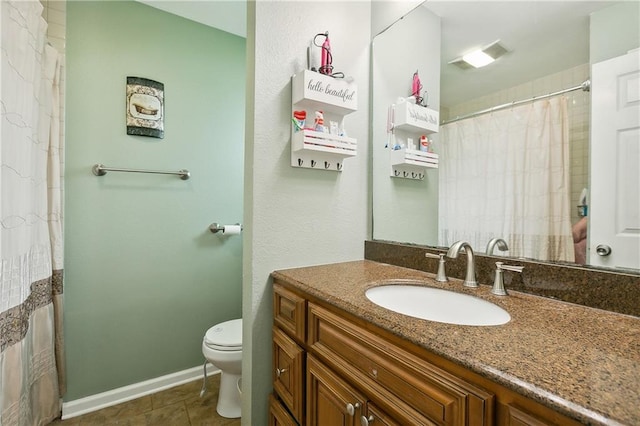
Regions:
[[1, 1, 65, 424], [439, 97, 574, 262]]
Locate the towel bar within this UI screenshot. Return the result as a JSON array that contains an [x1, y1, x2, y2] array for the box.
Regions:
[[92, 164, 190, 180]]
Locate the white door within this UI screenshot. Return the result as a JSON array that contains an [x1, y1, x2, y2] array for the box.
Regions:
[[589, 50, 640, 269]]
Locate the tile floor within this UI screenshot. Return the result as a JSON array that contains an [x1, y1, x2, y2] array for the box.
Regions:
[[49, 374, 241, 425]]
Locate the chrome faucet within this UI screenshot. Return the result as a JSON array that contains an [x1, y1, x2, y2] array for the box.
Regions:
[[446, 241, 478, 288], [486, 238, 509, 255]]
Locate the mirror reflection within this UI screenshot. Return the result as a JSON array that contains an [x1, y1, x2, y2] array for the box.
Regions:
[[372, 1, 640, 271]]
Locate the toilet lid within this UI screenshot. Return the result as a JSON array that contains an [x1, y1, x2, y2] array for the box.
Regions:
[[204, 319, 242, 351]]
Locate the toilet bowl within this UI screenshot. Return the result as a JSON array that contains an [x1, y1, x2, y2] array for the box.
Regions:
[[202, 318, 242, 418]]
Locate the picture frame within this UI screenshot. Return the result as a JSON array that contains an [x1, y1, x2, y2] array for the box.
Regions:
[[126, 76, 164, 139]]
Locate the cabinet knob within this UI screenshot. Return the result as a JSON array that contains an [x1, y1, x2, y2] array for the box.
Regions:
[[361, 415, 375, 426], [345, 402, 361, 416], [275, 368, 287, 378]]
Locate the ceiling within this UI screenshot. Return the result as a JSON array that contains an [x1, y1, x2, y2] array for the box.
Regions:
[[422, 1, 618, 108], [137, 0, 247, 38], [139, 1, 621, 108]]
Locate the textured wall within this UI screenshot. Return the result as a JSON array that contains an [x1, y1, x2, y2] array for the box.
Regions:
[[65, 1, 245, 400], [243, 2, 371, 424]]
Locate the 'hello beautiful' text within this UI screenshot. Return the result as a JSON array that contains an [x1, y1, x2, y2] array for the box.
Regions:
[[307, 79, 356, 103], [409, 108, 438, 125]]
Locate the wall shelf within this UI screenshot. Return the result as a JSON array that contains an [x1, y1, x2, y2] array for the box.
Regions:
[[390, 148, 438, 180], [393, 101, 439, 134], [291, 70, 357, 172], [292, 129, 357, 170], [388, 100, 440, 179]]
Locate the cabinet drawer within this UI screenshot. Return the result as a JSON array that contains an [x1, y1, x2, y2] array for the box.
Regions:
[[307, 355, 366, 426], [274, 282, 306, 344], [364, 402, 404, 426], [308, 303, 494, 426], [269, 393, 298, 426], [503, 403, 579, 426], [273, 326, 304, 424]]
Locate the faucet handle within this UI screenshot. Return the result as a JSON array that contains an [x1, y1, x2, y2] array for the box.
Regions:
[[425, 253, 448, 282], [491, 262, 524, 296]]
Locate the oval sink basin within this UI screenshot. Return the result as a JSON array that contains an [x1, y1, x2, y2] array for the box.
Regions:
[[365, 284, 510, 326]]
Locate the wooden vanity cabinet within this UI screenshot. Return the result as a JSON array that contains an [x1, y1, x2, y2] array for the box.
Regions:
[[272, 284, 307, 425], [271, 280, 581, 426], [308, 301, 493, 426]]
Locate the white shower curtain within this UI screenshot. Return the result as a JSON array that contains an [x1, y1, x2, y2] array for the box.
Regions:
[[439, 97, 574, 262], [1, 1, 65, 424]]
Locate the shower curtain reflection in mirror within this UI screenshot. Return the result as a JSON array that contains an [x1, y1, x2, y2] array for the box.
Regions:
[[1, 1, 65, 424], [438, 96, 574, 262]]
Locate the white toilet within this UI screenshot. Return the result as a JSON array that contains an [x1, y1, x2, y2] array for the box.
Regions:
[[202, 318, 242, 418]]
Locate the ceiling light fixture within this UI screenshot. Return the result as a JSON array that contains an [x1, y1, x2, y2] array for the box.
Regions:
[[462, 50, 495, 68], [449, 40, 508, 70]]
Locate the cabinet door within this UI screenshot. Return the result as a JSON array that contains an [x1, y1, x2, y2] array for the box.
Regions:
[[273, 326, 305, 424], [361, 403, 407, 426], [307, 355, 365, 426], [269, 393, 298, 426]]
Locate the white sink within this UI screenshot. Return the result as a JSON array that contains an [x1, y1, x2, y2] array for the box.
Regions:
[[365, 283, 510, 326]]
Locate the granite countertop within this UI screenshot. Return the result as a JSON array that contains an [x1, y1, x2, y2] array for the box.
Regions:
[[271, 260, 640, 426]]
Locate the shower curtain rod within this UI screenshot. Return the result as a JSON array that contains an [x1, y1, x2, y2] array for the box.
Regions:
[[441, 79, 591, 125]]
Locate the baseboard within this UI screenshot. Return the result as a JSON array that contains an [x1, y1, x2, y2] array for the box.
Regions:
[[61, 364, 220, 419]]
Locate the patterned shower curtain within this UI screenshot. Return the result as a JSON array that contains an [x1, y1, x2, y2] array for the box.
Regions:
[[1, 1, 66, 424], [439, 97, 574, 262]]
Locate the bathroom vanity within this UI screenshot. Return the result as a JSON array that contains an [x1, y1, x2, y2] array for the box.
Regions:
[[269, 260, 640, 425]]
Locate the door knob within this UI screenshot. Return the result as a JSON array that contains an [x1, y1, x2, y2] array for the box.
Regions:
[[596, 244, 612, 256], [275, 367, 287, 377]]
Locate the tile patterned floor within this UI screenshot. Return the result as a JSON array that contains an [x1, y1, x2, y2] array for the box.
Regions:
[[49, 375, 241, 425]]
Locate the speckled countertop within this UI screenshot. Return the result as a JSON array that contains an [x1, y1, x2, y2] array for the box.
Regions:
[[272, 260, 640, 426]]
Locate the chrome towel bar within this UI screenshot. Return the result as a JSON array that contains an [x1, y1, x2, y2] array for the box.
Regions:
[[92, 164, 190, 180]]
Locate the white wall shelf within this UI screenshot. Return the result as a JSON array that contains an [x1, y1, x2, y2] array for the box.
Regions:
[[292, 130, 357, 171], [393, 101, 439, 134], [388, 100, 439, 179], [390, 148, 438, 180], [291, 70, 357, 171]]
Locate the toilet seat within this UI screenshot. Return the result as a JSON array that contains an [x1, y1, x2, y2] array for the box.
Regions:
[[204, 319, 242, 352]]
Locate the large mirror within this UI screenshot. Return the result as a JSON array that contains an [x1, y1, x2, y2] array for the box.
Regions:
[[372, 1, 640, 271]]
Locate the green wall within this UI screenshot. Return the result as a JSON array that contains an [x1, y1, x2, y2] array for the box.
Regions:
[[65, 1, 245, 400]]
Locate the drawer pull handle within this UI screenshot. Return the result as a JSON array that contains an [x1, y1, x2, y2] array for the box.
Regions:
[[361, 415, 375, 426], [275, 368, 287, 377], [346, 402, 361, 416]]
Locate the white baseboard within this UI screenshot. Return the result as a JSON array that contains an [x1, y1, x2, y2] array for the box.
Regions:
[[61, 364, 220, 419]]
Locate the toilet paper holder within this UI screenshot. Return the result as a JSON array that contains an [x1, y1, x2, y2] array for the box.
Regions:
[[209, 223, 243, 234]]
